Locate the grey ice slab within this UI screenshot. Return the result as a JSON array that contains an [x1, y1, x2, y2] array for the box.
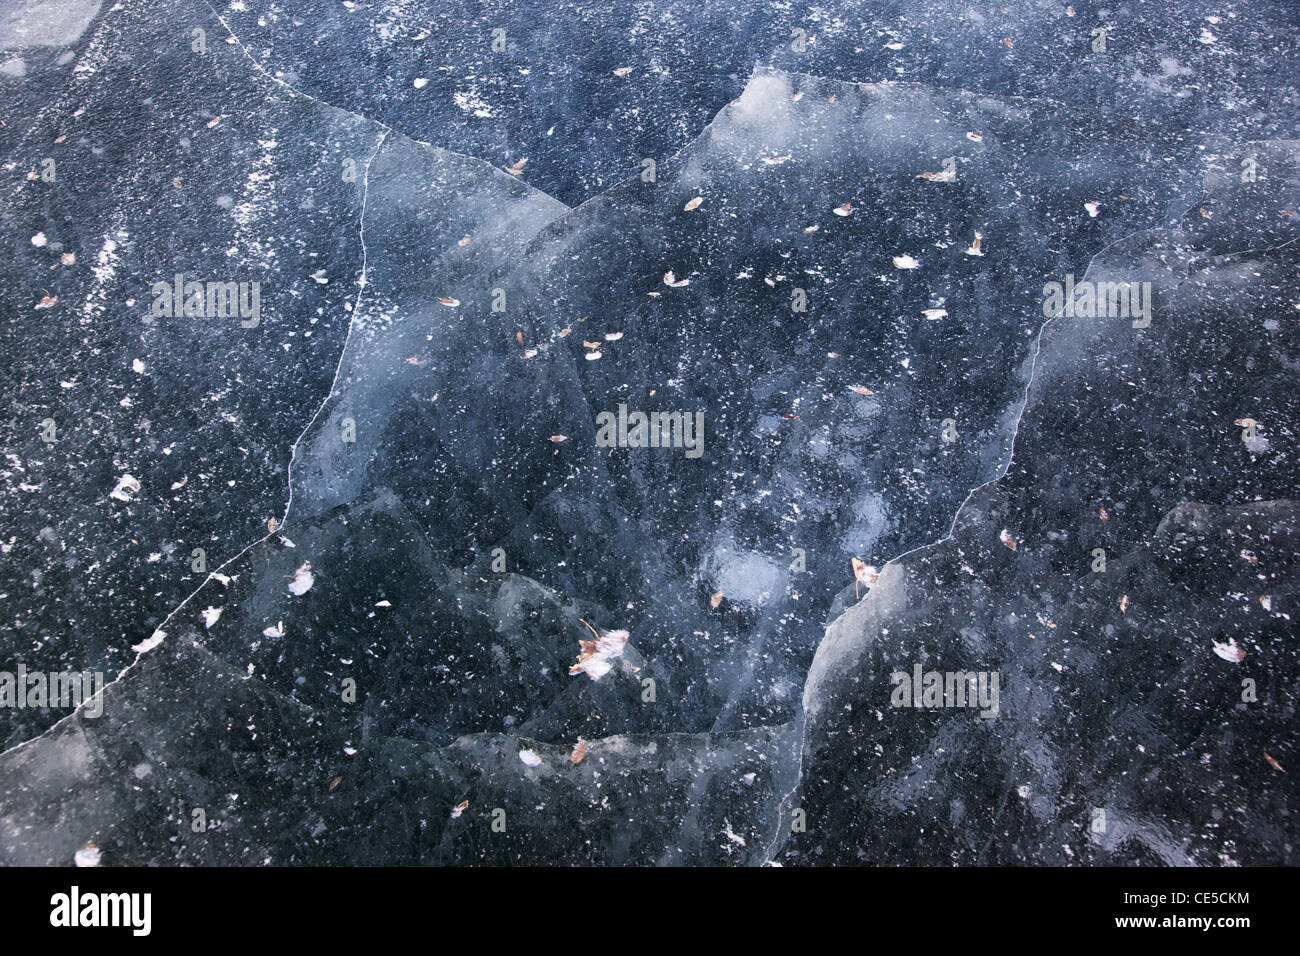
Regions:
[[0, 0, 379, 746], [187, 488, 675, 747], [298, 66, 1207, 737], [0, 0, 103, 50], [286, 132, 570, 519], [0, 625, 797, 866], [214, 0, 1300, 205], [785, 140, 1300, 866]]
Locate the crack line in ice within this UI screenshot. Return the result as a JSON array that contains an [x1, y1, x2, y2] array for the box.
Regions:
[[281, 126, 388, 525]]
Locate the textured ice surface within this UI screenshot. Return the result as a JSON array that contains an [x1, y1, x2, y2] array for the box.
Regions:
[[213, 0, 1300, 205], [1, 0, 379, 745], [0, 0, 1297, 866], [789, 145, 1300, 864]]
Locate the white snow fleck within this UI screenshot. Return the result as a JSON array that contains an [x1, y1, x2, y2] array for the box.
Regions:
[[132, 632, 165, 654]]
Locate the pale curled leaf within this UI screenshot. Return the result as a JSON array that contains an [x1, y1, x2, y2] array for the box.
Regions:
[[1213, 638, 1246, 663], [851, 557, 878, 587]]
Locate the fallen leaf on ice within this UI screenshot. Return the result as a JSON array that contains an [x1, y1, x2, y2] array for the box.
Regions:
[[1120, 594, 1128, 614], [612, 66, 632, 76], [74, 844, 101, 868], [267, 517, 278, 533], [110, 474, 140, 502], [663, 270, 690, 287], [329, 776, 342, 792], [506, 157, 527, 175], [1265, 752, 1286, 773], [61, 252, 76, 265], [803, 224, 820, 233], [437, 297, 460, 307], [684, 196, 703, 211], [850, 386, 874, 395], [966, 132, 983, 142], [287, 561, 314, 596], [262, 621, 286, 638], [1212, 638, 1245, 663], [569, 623, 629, 680], [965, 231, 984, 256], [711, 590, 724, 608], [36, 295, 57, 309], [583, 340, 603, 349], [921, 308, 948, 320], [522, 348, 538, 359], [917, 168, 955, 182], [549, 435, 567, 442], [458, 236, 471, 246], [852, 557, 878, 587], [762, 155, 792, 165], [999, 529, 1017, 550], [1098, 507, 1109, 521], [570, 739, 587, 764], [833, 203, 853, 217], [451, 799, 470, 818]]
